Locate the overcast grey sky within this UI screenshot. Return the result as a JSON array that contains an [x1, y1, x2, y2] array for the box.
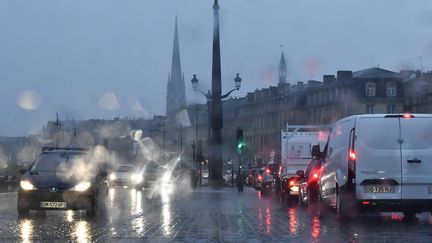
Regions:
[[1, 0, 432, 136]]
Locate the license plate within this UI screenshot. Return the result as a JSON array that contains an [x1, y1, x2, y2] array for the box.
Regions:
[[365, 185, 395, 193], [40, 201, 67, 209]]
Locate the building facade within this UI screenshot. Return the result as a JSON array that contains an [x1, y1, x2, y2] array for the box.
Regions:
[[182, 66, 432, 167]]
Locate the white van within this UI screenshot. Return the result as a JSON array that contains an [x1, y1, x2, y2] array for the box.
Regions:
[[319, 114, 432, 218]]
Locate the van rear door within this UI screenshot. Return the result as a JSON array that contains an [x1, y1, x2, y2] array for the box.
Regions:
[[355, 117, 402, 200], [400, 116, 432, 199]]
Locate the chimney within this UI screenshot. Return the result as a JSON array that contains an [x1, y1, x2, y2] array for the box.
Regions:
[[336, 71, 353, 80], [323, 75, 336, 83]]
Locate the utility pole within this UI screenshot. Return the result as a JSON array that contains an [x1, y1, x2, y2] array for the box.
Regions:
[[162, 128, 166, 162]]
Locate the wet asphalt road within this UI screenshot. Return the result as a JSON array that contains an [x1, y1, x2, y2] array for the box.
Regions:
[[1, 185, 432, 242]]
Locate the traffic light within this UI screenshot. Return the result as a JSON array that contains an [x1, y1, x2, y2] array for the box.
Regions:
[[236, 127, 246, 154]]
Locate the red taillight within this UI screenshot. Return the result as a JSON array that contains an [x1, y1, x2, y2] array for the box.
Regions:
[[266, 169, 271, 175], [313, 172, 319, 179], [362, 201, 370, 205], [258, 175, 263, 181], [289, 180, 295, 186], [349, 150, 356, 160], [348, 128, 356, 181], [403, 113, 413, 119]]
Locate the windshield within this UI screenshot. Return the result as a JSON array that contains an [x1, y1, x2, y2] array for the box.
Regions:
[[30, 153, 83, 172], [116, 165, 135, 172]]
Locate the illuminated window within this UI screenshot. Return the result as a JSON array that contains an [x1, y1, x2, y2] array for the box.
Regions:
[[365, 82, 376, 96]]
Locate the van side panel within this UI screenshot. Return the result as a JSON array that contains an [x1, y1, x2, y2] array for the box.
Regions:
[[400, 117, 432, 199], [355, 117, 402, 200], [321, 118, 354, 204]]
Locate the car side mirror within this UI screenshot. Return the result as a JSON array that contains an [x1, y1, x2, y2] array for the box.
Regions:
[[311, 145, 321, 158], [19, 169, 27, 174], [296, 170, 305, 178]]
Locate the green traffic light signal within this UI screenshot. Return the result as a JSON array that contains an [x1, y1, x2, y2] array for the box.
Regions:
[[237, 141, 246, 153]]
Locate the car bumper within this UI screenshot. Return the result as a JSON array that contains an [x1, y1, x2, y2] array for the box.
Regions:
[[18, 189, 94, 210], [358, 199, 432, 212]]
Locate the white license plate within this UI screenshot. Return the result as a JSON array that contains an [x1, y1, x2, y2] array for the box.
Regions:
[[365, 185, 395, 193], [40, 201, 67, 209]]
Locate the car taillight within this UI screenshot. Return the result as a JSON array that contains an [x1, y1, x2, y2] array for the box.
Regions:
[[403, 113, 414, 119], [348, 128, 356, 182], [349, 151, 356, 160], [289, 180, 295, 186], [258, 175, 263, 181], [313, 172, 319, 179], [265, 168, 271, 175]]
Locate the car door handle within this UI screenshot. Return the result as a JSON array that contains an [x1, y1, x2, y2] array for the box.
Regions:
[[407, 159, 421, 163]]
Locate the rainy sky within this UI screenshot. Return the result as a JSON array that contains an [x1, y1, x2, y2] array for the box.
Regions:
[[1, 0, 432, 136]]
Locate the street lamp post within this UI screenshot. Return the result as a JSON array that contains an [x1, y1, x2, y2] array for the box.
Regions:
[[190, 0, 242, 185], [191, 72, 241, 185]]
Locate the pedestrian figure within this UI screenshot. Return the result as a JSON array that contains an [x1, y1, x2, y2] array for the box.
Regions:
[[237, 169, 244, 192]]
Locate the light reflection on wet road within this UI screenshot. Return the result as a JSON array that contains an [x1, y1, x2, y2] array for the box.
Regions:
[[1, 188, 432, 242]]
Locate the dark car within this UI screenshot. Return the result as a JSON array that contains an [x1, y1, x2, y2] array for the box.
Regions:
[[17, 147, 108, 217], [247, 168, 259, 186], [260, 163, 275, 195], [254, 168, 265, 190], [298, 158, 323, 206], [298, 145, 325, 207]]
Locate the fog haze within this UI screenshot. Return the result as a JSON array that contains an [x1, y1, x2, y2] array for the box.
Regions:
[[1, 0, 432, 135]]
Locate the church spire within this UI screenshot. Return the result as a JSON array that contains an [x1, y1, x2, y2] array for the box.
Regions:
[[279, 49, 287, 85], [166, 17, 186, 127], [171, 16, 181, 80]]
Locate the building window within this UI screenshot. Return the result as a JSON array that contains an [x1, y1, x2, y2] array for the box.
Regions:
[[365, 82, 376, 96], [386, 82, 397, 97], [367, 104, 374, 114], [387, 104, 396, 114]]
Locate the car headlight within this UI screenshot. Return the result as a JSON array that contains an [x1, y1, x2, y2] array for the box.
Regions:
[[72, 182, 91, 192], [20, 180, 36, 190], [131, 174, 142, 183], [109, 174, 116, 180]]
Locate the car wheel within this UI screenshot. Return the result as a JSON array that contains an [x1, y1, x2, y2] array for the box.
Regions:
[[17, 205, 29, 217], [86, 198, 96, 218], [403, 211, 416, 221], [336, 188, 352, 219], [298, 193, 306, 208], [314, 192, 328, 218]]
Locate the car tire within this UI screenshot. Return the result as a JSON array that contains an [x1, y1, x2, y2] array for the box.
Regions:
[[298, 193, 306, 208], [86, 198, 96, 218], [17, 205, 29, 217], [403, 211, 416, 221], [315, 193, 327, 218], [336, 187, 352, 219]]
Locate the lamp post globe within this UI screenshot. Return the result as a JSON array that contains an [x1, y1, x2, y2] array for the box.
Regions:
[[234, 73, 242, 89], [191, 74, 199, 91]]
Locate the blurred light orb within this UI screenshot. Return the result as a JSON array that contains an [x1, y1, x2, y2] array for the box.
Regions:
[[98, 92, 120, 110], [17, 90, 41, 110]]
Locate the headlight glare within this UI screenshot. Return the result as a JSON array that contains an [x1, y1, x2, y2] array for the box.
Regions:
[[109, 174, 116, 180], [73, 182, 91, 192], [20, 180, 36, 190], [131, 174, 142, 183]]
